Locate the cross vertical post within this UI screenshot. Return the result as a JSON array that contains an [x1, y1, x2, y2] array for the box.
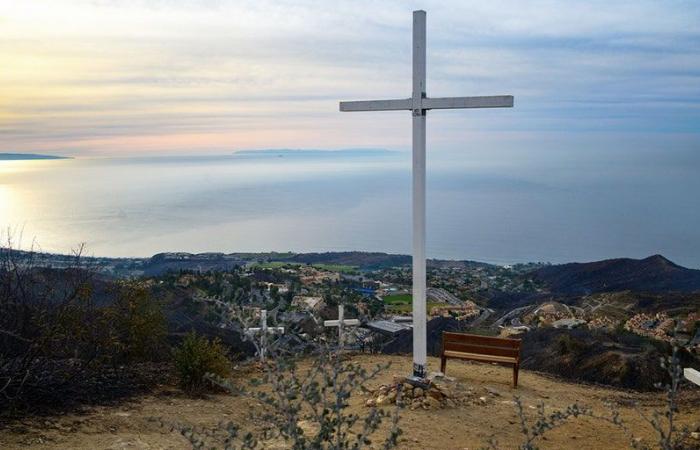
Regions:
[[338, 304, 345, 347], [338, 9, 513, 381], [323, 304, 361, 349], [245, 309, 285, 363], [411, 10, 427, 378], [260, 309, 268, 362]]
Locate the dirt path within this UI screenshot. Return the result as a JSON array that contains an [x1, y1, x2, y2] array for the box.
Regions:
[[1, 355, 698, 449]]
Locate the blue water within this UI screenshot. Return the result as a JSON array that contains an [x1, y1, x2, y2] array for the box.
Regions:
[[1, 149, 699, 268]]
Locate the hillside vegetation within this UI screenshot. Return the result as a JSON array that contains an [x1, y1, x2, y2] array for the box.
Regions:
[[533, 254, 700, 294]]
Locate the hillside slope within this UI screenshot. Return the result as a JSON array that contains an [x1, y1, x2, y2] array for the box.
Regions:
[[533, 255, 700, 294]]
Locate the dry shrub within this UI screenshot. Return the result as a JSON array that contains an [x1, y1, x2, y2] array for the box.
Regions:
[[0, 239, 168, 412], [173, 332, 231, 395], [0, 242, 98, 409], [106, 281, 167, 362], [169, 344, 402, 450]]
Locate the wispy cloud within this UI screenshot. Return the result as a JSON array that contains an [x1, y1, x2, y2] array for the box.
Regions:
[[0, 0, 698, 156]]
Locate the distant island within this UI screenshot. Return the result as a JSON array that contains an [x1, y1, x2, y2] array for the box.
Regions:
[[0, 153, 71, 160], [233, 148, 399, 158]]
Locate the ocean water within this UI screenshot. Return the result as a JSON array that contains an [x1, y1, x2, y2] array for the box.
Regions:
[[1, 150, 699, 268]]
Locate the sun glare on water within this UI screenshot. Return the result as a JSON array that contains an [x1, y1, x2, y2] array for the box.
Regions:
[[0, 160, 49, 243], [0, 183, 16, 231]]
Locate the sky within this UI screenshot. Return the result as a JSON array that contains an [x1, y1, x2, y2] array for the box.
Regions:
[[1, 0, 699, 158]]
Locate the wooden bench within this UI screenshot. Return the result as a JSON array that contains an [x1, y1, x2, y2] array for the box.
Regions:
[[440, 332, 522, 387]]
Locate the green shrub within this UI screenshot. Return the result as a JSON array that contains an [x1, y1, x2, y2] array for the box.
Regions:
[[107, 282, 167, 362], [173, 332, 231, 394]]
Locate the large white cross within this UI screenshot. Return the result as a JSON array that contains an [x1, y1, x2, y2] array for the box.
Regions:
[[245, 309, 285, 362], [339, 10, 513, 379], [323, 304, 361, 348]]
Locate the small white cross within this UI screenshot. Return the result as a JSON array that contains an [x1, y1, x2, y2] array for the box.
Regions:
[[323, 304, 360, 348], [245, 309, 285, 362], [685, 367, 700, 386]]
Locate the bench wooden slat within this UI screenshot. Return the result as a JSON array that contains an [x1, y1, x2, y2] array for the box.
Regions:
[[444, 342, 520, 359], [443, 332, 521, 348], [441, 332, 522, 388], [443, 350, 517, 364]]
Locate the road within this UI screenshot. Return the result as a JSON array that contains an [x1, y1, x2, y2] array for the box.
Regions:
[[492, 305, 535, 328], [426, 287, 463, 305]]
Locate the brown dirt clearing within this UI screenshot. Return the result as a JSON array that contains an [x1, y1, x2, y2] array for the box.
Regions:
[[1, 354, 698, 449]]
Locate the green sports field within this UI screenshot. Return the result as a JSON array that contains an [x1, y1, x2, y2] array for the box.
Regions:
[[382, 294, 450, 313]]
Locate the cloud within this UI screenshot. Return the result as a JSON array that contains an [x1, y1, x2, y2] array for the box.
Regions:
[[0, 0, 698, 156]]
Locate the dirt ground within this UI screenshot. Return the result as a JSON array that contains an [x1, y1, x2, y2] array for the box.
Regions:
[[1, 354, 699, 450]]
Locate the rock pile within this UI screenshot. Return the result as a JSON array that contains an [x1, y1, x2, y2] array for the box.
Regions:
[[365, 373, 495, 410]]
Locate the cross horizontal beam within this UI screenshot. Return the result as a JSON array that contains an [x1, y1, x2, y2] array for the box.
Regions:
[[245, 327, 285, 334], [339, 98, 411, 112], [324, 319, 361, 327], [339, 95, 513, 112], [424, 95, 513, 109]]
